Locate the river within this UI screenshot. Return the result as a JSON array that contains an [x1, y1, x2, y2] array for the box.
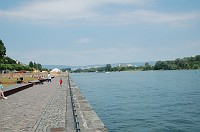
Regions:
[[71, 70, 200, 132]]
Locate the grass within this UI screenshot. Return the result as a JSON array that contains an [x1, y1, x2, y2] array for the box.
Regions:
[[0, 77, 37, 87]]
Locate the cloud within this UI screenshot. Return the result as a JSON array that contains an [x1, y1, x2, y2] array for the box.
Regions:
[[90, 10, 200, 26], [0, 0, 95, 22], [96, 0, 155, 5], [0, 0, 199, 26], [76, 38, 92, 44], [0, 0, 200, 25]]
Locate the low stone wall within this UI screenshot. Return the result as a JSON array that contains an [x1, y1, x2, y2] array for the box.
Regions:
[[3, 83, 33, 96], [3, 78, 49, 96]]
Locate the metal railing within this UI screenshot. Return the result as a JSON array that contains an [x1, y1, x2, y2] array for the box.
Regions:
[[68, 75, 81, 132]]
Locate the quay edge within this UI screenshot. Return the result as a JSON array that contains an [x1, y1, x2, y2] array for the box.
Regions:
[[68, 77, 108, 132]]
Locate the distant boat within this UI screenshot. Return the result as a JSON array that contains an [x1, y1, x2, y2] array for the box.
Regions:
[[105, 72, 110, 73]]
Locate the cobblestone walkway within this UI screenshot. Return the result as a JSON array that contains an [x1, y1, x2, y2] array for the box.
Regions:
[[33, 79, 67, 132], [0, 77, 69, 132]]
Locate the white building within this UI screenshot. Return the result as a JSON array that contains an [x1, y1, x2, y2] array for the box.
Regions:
[[51, 68, 61, 73]]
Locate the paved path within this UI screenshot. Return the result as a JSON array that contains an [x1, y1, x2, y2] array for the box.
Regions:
[[0, 76, 108, 132], [0, 77, 72, 132]]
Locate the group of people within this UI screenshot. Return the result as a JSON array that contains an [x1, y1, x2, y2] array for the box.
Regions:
[[16, 77, 24, 84], [48, 73, 63, 86], [0, 73, 63, 100], [38, 76, 44, 84]]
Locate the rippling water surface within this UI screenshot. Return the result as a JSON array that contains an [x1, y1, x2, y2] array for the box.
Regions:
[[71, 70, 200, 132]]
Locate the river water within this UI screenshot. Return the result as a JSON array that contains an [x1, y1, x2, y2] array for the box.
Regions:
[[71, 70, 200, 132]]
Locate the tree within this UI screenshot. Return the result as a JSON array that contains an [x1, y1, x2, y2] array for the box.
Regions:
[[195, 55, 200, 61], [61, 68, 71, 72], [175, 58, 185, 69], [29, 61, 34, 68], [154, 61, 162, 70], [3, 56, 16, 64], [0, 39, 6, 58], [143, 62, 152, 71], [36, 63, 42, 70], [33, 62, 37, 69], [73, 68, 83, 73], [105, 64, 112, 72], [193, 64, 199, 69]]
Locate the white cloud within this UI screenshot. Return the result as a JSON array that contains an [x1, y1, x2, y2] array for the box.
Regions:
[[96, 0, 155, 4], [76, 38, 92, 44], [0, 0, 95, 22], [0, 0, 199, 26], [90, 10, 200, 26]]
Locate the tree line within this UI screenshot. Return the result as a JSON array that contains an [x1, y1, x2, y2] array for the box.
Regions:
[[154, 55, 200, 70], [72, 55, 200, 73], [72, 64, 149, 73]]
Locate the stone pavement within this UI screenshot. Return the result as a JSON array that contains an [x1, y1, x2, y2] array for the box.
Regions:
[[0, 77, 71, 132], [0, 76, 108, 132]]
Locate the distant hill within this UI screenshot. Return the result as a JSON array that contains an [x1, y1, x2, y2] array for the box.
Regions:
[[42, 65, 78, 69], [42, 61, 156, 70]]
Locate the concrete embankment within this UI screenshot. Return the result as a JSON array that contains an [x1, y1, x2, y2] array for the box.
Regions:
[[0, 75, 108, 132], [68, 77, 108, 132]]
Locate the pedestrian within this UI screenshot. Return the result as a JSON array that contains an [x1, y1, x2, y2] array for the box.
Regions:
[[0, 81, 7, 99], [38, 76, 44, 85], [48, 73, 52, 82], [59, 78, 63, 86]]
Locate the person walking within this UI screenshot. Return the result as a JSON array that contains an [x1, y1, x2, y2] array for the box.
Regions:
[[47, 73, 52, 82], [59, 78, 63, 86], [0, 81, 7, 99]]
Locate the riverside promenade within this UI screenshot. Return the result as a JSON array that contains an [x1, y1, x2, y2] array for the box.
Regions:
[[0, 76, 108, 132]]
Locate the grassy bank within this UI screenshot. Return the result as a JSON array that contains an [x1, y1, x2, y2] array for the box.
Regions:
[[0, 77, 37, 87]]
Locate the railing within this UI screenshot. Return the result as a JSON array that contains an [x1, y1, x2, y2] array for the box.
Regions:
[[68, 75, 81, 132]]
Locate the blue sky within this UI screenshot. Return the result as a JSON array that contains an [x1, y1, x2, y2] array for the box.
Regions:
[[0, 0, 200, 66]]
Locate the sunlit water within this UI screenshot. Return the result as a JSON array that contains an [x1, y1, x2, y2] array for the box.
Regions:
[[71, 70, 200, 132]]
